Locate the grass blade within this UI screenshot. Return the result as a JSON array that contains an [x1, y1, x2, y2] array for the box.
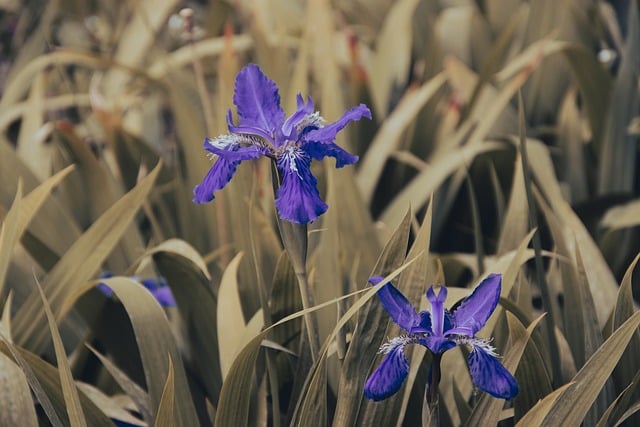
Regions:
[[13, 162, 161, 352], [36, 280, 87, 427], [154, 357, 175, 427]]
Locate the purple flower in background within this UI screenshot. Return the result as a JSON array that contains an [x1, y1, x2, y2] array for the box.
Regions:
[[364, 273, 518, 401], [98, 274, 176, 308], [193, 64, 371, 224]]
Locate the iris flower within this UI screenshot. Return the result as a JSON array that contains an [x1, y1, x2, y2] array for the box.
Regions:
[[364, 273, 518, 401], [193, 64, 371, 224]]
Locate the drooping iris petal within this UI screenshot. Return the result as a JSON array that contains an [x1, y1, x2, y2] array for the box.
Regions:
[[450, 274, 501, 336], [364, 344, 410, 401], [304, 104, 371, 143], [203, 135, 270, 162], [369, 277, 421, 332], [193, 157, 241, 203], [468, 345, 519, 399], [194, 136, 270, 203], [303, 141, 359, 168], [275, 148, 327, 223], [233, 64, 285, 138]]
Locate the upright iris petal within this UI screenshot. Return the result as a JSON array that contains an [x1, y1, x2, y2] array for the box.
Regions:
[[369, 276, 422, 332], [232, 64, 285, 139], [193, 64, 371, 224], [363, 274, 518, 401]]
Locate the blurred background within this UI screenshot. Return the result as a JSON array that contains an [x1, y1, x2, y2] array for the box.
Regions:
[[0, 0, 639, 426]]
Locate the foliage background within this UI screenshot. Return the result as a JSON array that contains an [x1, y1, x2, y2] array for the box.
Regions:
[[0, 0, 639, 425]]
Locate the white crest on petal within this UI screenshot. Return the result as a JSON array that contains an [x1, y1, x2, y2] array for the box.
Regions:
[[207, 134, 263, 150], [207, 135, 238, 149], [379, 335, 414, 354], [281, 145, 302, 177], [454, 336, 500, 357], [297, 112, 324, 133]]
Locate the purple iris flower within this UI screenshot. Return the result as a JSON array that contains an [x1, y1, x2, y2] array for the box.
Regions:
[[364, 273, 518, 401], [193, 64, 371, 224]]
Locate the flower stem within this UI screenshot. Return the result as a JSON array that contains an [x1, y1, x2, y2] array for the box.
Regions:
[[425, 353, 442, 427], [270, 163, 320, 362]]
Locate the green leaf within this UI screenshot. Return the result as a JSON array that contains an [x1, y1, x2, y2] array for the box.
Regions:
[[0, 352, 38, 427], [527, 139, 618, 326], [215, 331, 267, 427], [0, 341, 113, 427], [154, 357, 175, 427], [152, 248, 223, 406], [0, 165, 74, 297], [12, 162, 161, 353], [86, 344, 152, 423], [597, 1, 640, 194], [94, 277, 199, 427], [611, 253, 640, 393], [333, 208, 412, 426], [217, 252, 248, 379], [541, 311, 640, 426], [367, 0, 419, 119], [380, 142, 503, 227], [36, 280, 87, 427], [515, 383, 574, 427], [357, 73, 447, 203]]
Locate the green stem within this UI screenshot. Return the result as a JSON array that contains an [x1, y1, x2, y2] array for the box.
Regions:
[[270, 163, 319, 362], [425, 352, 442, 427]]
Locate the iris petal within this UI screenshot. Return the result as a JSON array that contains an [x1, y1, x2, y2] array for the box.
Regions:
[[303, 141, 359, 168], [427, 286, 448, 336], [193, 157, 241, 203], [364, 344, 410, 401], [450, 274, 501, 336], [468, 345, 519, 399], [422, 336, 457, 354], [275, 150, 327, 223], [203, 136, 270, 162], [233, 64, 285, 137], [369, 277, 421, 332], [304, 104, 371, 142], [282, 94, 314, 138]]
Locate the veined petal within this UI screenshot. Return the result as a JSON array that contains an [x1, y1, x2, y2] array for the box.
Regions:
[[451, 274, 501, 336], [193, 157, 241, 203], [369, 276, 421, 332], [304, 104, 372, 142], [233, 64, 285, 137], [303, 141, 359, 168], [275, 148, 327, 223], [203, 135, 270, 162], [364, 343, 409, 401], [468, 345, 519, 399]]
